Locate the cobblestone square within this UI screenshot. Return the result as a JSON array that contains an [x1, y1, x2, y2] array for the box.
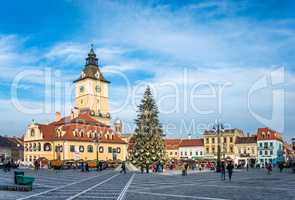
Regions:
[[0, 168, 294, 200]]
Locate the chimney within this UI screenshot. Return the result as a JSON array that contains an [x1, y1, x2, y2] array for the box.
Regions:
[[55, 112, 61, 122]]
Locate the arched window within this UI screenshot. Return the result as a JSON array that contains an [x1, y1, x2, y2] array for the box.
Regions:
[[117, 147, 121, 154], [80, 130, 84, 137], [38, 143, 41, 151], [87, 145, 93, 153], [33, 143, 37, 151], [73, 129, 79, 137], [79, 145, 84, 152], [30, 129, 35, 137], [107, 135, 110, 140], [29, 143, 32, 152], [44, 143, 52, 152]]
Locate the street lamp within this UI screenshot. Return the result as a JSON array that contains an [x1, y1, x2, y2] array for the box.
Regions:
[[213, 120, 224, 173], [93, 134, 100, 166]]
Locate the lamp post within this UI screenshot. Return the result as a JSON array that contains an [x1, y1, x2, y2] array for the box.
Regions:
[[93, 135, 100, 165], [213, 120, 224, 173]]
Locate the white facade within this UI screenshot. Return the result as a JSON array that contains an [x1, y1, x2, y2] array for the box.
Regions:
[[257, 140, 283, 167], [179, 146, 204, 159]]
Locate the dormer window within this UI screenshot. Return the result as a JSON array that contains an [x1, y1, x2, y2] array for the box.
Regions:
[[267, 131, 270, 139], [56, 128, 62, 138], [80, 130, 84, 137], [73, 129, 79, 137]]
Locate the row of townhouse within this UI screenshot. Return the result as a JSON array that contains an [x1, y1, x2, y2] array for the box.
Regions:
[[164, 127, 288, 167], [165, 139, 204, 160]]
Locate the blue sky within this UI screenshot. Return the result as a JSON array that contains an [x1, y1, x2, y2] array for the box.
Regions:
[[0, 0, 295, 141]]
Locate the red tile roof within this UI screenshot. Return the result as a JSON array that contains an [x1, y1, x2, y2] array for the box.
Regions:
[[257, 127, 283, 142], [235, 136, 257, 144], [33, 111, 126, 144], [49, 112, 108, 127], [165, 139, 182, 150], [179, 139, 204, 147], [164, 138, 204, 149], [0, 136, 23, 149]]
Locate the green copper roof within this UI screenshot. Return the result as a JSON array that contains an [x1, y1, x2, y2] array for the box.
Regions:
[[74, 47, 110, 83]]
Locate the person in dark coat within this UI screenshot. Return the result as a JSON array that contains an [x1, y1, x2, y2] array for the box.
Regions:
[[99, 161, 103, 171], [85, 162, 89, 172], [81, 162, 85, 172], [226, 161, 234, 182], [96, 161, 99, 172], [185, 163, 189, 176], [279, 163, 284, 173], [34, 160, 38, 171], [267, 162, 272, 175], [221, 162, 226, 181], [146, 164, 149, 173], [140, 164, 144, 174], [120, 161, 126, 174]]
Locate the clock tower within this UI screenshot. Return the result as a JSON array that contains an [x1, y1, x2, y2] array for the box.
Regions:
[[74, 46, 110, 125]]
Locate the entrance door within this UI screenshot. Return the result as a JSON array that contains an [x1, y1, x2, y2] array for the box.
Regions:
[[112, 148, 117, 160]]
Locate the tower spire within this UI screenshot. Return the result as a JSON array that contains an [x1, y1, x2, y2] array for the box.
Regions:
[[86, 44, 98, 66]]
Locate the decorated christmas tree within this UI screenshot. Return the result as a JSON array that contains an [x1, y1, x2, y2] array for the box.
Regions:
[[130, 86, 165, 167]]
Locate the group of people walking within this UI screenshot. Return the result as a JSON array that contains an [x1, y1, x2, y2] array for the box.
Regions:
[[220, 161, 234, 181], [182, 163, 189, 176], [80, 161, 104, 172], [2, 159, 19, 172]]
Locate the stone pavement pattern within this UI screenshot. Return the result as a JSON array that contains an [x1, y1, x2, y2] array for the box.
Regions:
[[0, 168, 294, 200]]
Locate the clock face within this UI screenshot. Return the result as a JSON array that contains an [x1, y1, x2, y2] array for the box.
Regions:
[[95, 85, 101, 92], [80, 86, 85, 93]]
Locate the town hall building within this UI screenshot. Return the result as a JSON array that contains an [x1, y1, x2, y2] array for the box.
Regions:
[[23, 47, 128, 165]]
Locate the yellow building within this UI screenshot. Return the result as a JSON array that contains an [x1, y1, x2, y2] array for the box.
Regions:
[[164, 139, 181, 159], [23, 47, 128, 165], [203, 129, 244, 160]]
